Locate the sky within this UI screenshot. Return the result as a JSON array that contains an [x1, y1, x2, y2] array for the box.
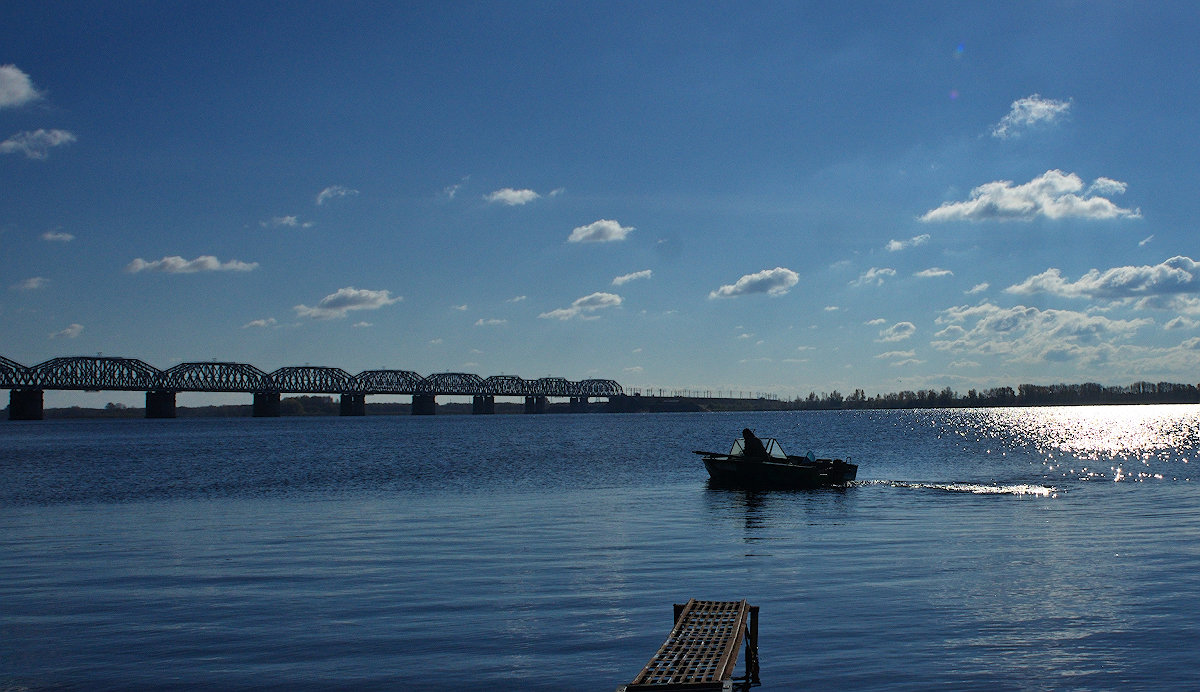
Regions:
[[4, 1, 1200, 406]]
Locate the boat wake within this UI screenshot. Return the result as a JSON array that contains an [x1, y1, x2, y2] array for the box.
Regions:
[[856, 479, 1060, 497]]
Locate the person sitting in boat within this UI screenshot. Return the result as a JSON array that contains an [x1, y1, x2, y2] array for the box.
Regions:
[[742, 428, 768, 459]]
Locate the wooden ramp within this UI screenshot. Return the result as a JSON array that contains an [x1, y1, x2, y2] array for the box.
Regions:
[[617, 599, 760, 691]]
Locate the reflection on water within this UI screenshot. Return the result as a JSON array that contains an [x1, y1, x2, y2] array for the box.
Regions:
[[927, 404, 1200, 483]]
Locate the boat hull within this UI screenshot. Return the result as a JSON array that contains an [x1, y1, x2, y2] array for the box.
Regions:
[[703, 456, 857, 488]]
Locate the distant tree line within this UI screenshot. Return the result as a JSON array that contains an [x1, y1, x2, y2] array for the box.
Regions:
[[788, 381, 1200, 410]]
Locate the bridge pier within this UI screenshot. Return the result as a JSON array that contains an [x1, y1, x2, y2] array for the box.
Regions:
[[253, 391, 281, 417], [524, 395, 548, 414], [340, 393, 366, 416], [9, 389, 44, 420], [146, 391, 177, 418], [569, 396, 588, 413], [472, 395, 495, 414], [412, 393, 436, 415]]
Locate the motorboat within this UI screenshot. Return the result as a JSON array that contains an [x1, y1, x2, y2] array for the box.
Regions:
[[694, 430, 857, 488]]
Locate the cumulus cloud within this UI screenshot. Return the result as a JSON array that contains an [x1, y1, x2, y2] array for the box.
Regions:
[[613, 269, 652, 285], [50, 323, 83, 339], [933, 301, 1151, 364], [877, 322, 916, 342], [709, 267, 799, 299], [126, 255, 259, 273], [41, 230, 74, 242], [915, 267, 953, 278], [539, 292, 623, 320], [887, 234, 930, 252], [0, 129, 77, 159], [0, 65, 41, 109], [12, 277, 48, 291], [316, 185, 359, 205], [920, 170, 1140, 223], [294, 287, 401, 320], [242, 318, 278, 329], [568, 219, 634, 243], [850, 267, 896, 287], [991, 94, 1072, 139], [1006, 256, 1200, 301], [485, 188, 540, 205]]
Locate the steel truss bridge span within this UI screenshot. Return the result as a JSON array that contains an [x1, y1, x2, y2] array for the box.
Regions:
[[2, 355, 623, 420]]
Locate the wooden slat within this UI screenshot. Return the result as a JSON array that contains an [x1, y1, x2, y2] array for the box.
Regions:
[[624, 599, 751, 690]]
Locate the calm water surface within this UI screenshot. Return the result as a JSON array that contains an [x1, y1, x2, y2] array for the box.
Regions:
[[3, 407, 1199, 690]]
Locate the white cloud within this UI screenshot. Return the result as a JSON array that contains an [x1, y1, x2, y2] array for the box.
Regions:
[[1164, 316, 1198, 331], [352, 321, 372, 328], [443, 176, 469, 199], [613, 269, 652, 285], [1006, 256, 1200, 301], [920, 170, 1140, 223], [261, 215, 312, 229], [823, 305, 840, 311], [878, 322, 916, 342], [485, 188, 540, 205], [539, 292, 623, 320], [126, 255, 259, 273], [568, 219, 634, 243], [41, 230, 74, 242], [452, 304, 468, 311], [864, 318, 887, 325], [50, 323, 83, 339], [966, 283, 989, 295], [933, 301, 1151, 364], [507, 295, 527, 303], [294, 287, 401, 320], [0, 65, 41, 109], [850, 267, 896, 287], [12, 277, 48, 291], [887, 234, 930, 252], [242, 318, 278, 329], [991, 94, 1072, 139], [915, 267, 954, 278], [709, 267, 799, 299], [0, 129, 77, 159], [316, 185, 359, 205], [475, 318, 507, 326], [875, 350, 916, 359]]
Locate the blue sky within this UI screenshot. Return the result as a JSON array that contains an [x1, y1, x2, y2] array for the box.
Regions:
[[4, 2, 1200, 405]]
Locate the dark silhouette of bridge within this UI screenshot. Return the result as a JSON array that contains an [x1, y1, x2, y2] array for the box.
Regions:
[[1, 355, 623, 420]]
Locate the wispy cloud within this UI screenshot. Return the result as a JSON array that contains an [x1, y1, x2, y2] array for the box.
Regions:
[[1139, 235, 1155, 247], [915, 267, 953, 278], [475, 318, 507, 326], [260, 215, 312, 229], [50, 323, 83, 340], [887, 234, 930, 252], [613, 269, 652, 285], [11, 277, 48, 291], [850, 267, 896, 287], [991, 94, 1072, 139], [875, 350, 916, 359], [126, 255, 259, 273], [568, 219, 634, 243], [877, 322, 916, 342], [443, 176, 469, 199], [0, 65, 41, 109], [921, 170, 1140, 223], [507, 295, 527, 303], [294, 287, 401, 320], [539, 292, 623, 320], [41, 230, 74, 242], [0, 129, 76, 159], [242, 318, 278, 329], [966, 283, 989, 295], [709, 267, 799, 298], [933, 301, 1151, 364], [316, 185, 359, 206]]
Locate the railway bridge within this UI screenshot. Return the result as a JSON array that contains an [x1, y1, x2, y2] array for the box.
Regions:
[[1, 355, 623, 420]]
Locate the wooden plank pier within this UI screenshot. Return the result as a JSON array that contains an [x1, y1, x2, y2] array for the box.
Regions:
[[618, 599, 760, 691]]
